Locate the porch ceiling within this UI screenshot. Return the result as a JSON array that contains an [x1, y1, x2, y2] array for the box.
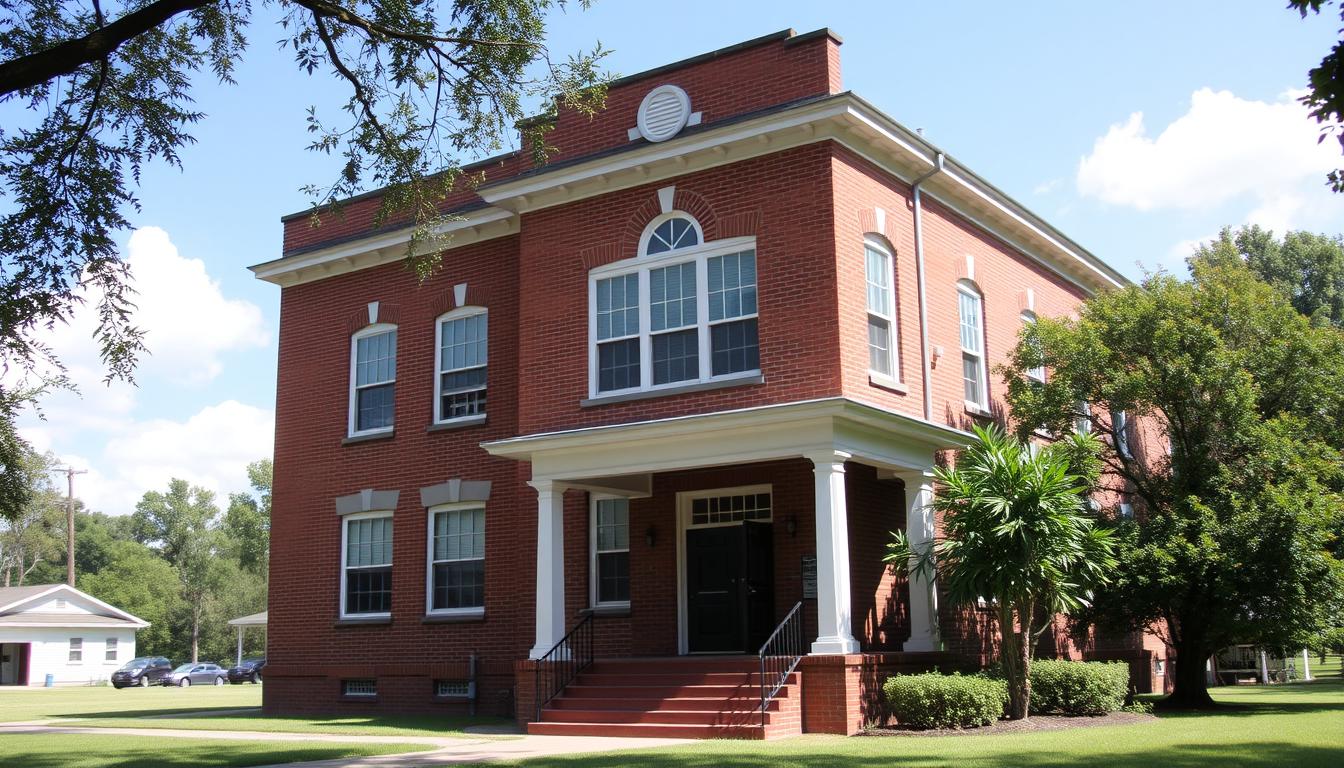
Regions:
[[481, 397, 968, 490]]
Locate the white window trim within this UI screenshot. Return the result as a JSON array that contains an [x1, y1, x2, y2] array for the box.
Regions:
[[958, 281, 989, 411], [340, 510, 393, 620], [424, 502, 486, 618], [433, 307, 488, 426], [69, 637, 83, 664], [1075, 401, 1093, 434], [105, 637, 118, 663], [865, 237, 899, 382], [637, 212, 706, 257], [1115, 410, 1133, 458], [348, 323, 398, 438], [589, 495, 631, 610], [588, 233, 759, 400], [1021, 310, 1046, 383], [680, 484, 774, 530]]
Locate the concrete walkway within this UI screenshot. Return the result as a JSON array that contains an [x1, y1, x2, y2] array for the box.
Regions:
[[0, 722, 693, 766]]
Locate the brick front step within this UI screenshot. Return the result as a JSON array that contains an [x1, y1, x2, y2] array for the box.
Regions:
[[549, 695, 787, 711], [528, 657, 802, 740], [527, 721, 772, 739]]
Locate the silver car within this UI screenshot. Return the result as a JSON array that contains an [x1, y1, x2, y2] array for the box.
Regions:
[[163, 662, 227, 687]]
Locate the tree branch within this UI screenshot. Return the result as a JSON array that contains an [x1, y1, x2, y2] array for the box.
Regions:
[[0, 0, 213, 98]]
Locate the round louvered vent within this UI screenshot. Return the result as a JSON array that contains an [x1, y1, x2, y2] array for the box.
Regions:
[[636, 85, 692, 143]]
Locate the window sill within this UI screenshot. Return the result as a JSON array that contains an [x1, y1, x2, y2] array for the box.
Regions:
[[868, 372, 907, 394], [580, 604, 631, 618], [422, 610, 485, 624], [343, 430, 394, 446], [581, 372, 764, 407], [963, 402, 993, 419], [426, 415, 487, 433], [334, 616, 392, 627]]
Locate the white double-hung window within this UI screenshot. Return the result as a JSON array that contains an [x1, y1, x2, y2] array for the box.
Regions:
[[1021, 310, 1046, 383], [435, 309, 487, 423], [427, 506, 485, 615], [590, 214, 759, 397], [350, 325, 397, 436], [591, 497, 630, 607], [341, 512, 393, 618], [958, 281, 988, 409], [865, 238, 898, 379]]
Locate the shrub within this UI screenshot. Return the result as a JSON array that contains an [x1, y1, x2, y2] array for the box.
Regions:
[[883, 672, 1008, 729], [1029, 660, 1130, 715]]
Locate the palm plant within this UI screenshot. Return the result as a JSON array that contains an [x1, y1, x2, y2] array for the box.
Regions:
[[886, 425, 1116, 720]]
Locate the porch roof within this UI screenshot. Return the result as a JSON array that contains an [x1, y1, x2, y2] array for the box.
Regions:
[[482, 397, 969, 493]]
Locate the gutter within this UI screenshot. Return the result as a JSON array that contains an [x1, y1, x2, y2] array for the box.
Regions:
[[911, 153, 945, 421]]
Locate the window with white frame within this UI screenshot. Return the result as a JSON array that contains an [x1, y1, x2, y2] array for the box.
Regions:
[[688, 489, 772, 526], [958, 281, 988, 409], [591, 214, 759, 396], [69, 637, 82, 663], [428, 507, 484, 613], [591, 497, 630, 606], [343, 679, 377, 697], [1021, 310, 1046, 383], [435, 309, 487, 423], [1114, 410, 1132, 457], [105, 637, 117, 662], [1074, 400, 1092, 434], [865, 238, 898, 378], [350, 325, 396, 435], [342, 513, 392, 617]]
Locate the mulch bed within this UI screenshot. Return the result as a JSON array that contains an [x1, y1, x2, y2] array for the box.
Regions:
[[862, 710, 1157, 737]]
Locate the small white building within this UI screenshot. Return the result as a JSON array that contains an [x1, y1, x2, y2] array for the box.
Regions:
[[0, 584, 148, 686]]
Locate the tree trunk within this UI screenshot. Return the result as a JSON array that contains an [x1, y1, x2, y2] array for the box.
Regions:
[[999, 604, 1030, 720], [190, 610, 200, 663], [1161, 637, 1217, 709]]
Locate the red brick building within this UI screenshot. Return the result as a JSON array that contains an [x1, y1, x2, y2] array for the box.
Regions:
[[252, 29, 1166, 738]]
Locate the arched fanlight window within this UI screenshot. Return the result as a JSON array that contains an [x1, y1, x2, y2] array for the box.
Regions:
[[643, 214, 700, 255]]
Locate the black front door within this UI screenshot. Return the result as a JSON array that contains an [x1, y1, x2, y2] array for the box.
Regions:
[[686, 523, 774, 653]]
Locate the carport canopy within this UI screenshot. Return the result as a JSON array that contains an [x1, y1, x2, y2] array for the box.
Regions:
[[227, 611, 267, 667]]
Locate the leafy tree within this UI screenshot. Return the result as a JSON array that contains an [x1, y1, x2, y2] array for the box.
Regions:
[[223, 459, 271, 575], [197, 556, 267, 664], [1191, 225, 1344, 327], [0, 0, 608, 521], [1004, 259, 1344, 708], [1290, 1, 1344, 191], [79, 539, 181, 658], [886, 426, 1116, 721], [133, 479, 223, 661], [0, 448, 64, 586]]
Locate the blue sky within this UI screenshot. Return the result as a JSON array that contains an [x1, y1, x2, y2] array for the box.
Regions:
[[13, 0, 1340, 514]]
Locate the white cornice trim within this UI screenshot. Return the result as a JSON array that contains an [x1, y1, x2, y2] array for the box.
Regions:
[[0, 583, 150, 627], [481, 397, 969, 462], [250, 207, 518, 287]]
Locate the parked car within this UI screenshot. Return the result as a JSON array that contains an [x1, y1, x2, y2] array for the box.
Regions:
[[110, 657, 173, 688], [162, 662, 226, 687], [227, 657, 265, 684]]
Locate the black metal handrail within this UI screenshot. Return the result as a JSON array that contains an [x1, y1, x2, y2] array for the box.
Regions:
[[533, 613, 594, 722], [757, 601, 805, 727]]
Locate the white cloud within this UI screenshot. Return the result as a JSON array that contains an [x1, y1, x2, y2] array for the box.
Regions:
[[45, 226, 268, 386], [1076, 88, 1335, 213], [1033, 178, 1063, 195], [37, 400, 275, 516]]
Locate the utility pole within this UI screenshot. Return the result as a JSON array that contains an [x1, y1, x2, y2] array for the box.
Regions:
[[54, 467, 87, 586]]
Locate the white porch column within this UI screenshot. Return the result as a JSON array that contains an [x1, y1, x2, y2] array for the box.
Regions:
[[806, 449, 860, 655], [235, 626, 244, 667], [896, 469, 941, 652], [528, 479, 567, 660], [1259, 649, 1270, 684], [1302, 649, 1313, 681]]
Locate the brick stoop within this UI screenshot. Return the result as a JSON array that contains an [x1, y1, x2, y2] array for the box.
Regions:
[[527, 657, 802, 739]]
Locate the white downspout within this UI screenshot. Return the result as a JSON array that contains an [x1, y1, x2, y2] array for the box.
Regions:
[[911, 153, 945, 421]]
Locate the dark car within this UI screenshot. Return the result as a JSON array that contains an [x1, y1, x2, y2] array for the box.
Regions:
[[227, 657, 265, 684], [162, 662, 227, 687], [110, 657, 173, 689]]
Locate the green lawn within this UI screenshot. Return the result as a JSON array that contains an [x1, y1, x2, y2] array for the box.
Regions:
[[0, 733, 423, 768], [1, 682, 512, 738], [504, 676, 1344, 768]]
